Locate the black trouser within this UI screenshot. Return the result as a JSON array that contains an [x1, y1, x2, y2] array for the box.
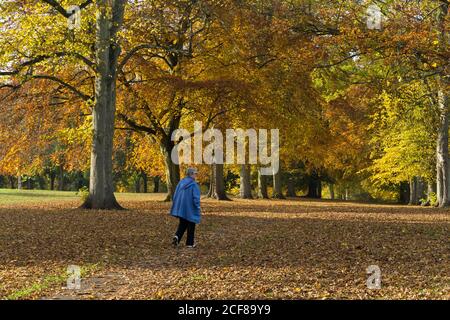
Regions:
[[175, 218, 196, 246]]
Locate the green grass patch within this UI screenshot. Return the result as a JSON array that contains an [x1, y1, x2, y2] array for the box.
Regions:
[[0, 188, 164, 205]]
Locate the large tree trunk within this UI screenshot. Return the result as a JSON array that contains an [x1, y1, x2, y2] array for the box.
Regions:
[[17, 175, 22, 190], [257, 167, 269, 199], [239, 164, 253, 199], [436, 87, 449, 207], [208, 163, 230, 200], [160, 139, 180, 201], [272, 166, 285, 199], [435, 0, 449, 207], [81, 0, 125, 209]]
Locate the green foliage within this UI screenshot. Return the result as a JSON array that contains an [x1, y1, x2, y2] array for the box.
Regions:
[[366, 84, 437, 190], [76, 186, 89, 203]]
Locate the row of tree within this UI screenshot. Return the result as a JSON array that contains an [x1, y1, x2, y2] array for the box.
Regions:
[[0, 0, 448, 208]]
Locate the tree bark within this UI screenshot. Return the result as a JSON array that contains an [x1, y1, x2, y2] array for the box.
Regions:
[[81, 0, 125, 209], [306, 172, 322, 198], [142, 172, 148, 193], [26, 177, 33, 190], [8, 176, 15, 189], [153, 176, 160, 193], [257, 167, 269, 199], [36, 175, 45, 190], [208, 163, 230, 200], [207, 164, 214, 198], [17, 175, 22, 190], [49, 172, 55, 191], [286, 177, 296, 197], [435, 0, 449, 207], [239, 164, 253, 199], [409, 177, 418, 205], [272, 166, 285, 199], [134, 175, 141, 193], [58, 165, 64, 191], [399, 181, 410, 204], [160, 139, 180, 201], [436, 87, 449, 207]]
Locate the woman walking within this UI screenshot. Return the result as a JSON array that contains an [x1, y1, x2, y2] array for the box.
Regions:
[[170, 167, 201, 248]]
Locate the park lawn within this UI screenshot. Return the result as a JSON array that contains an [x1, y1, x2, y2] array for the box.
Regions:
[[0, 188, 166, 205], [0, 191, 448, 300]]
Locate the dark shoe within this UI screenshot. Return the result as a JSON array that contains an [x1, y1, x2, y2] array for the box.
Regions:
[[172, 235, 179, 247]]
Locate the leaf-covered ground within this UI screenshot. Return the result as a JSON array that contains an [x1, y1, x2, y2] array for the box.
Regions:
[[0, 192, 448, 300]]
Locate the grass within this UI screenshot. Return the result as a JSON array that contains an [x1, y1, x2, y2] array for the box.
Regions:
[[0, 189, 78, 204], [0, 190, 448, 300], [0, 188, 164, 205]]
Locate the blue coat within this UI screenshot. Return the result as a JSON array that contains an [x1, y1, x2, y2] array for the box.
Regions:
[[170, 177, 201, 224]]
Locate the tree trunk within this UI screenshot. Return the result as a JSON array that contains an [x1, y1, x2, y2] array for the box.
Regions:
[[134, 175, 141, 193], [36, 175, 45, 190], [58, 165, 64, 191], [286, 177, 296, 197], [26, 177, 34, 190], [399, 181, 410, 204], [329, 183, 335, 200], [435, 0, 449, 207], [436, 87, 449, 207], [8, 176, 15, 189], [50, 172, 55, 191], [142, 172, 148, 193], [208, 163, 230, 200], [409, 177, 419, 205], [153, 176, 160, 193], [207, 165, 214, 198], [17, 175, 22, 190], [306, 173, 321, 198], [160, 140, 180, 201], [257, 167, 269, 199], [272, 166, 285, 199], [239, 164, 253, 199], [81, 0, 125, 209]]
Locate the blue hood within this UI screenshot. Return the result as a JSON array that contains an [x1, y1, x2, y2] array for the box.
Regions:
[[179, 177, 197, 190]]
